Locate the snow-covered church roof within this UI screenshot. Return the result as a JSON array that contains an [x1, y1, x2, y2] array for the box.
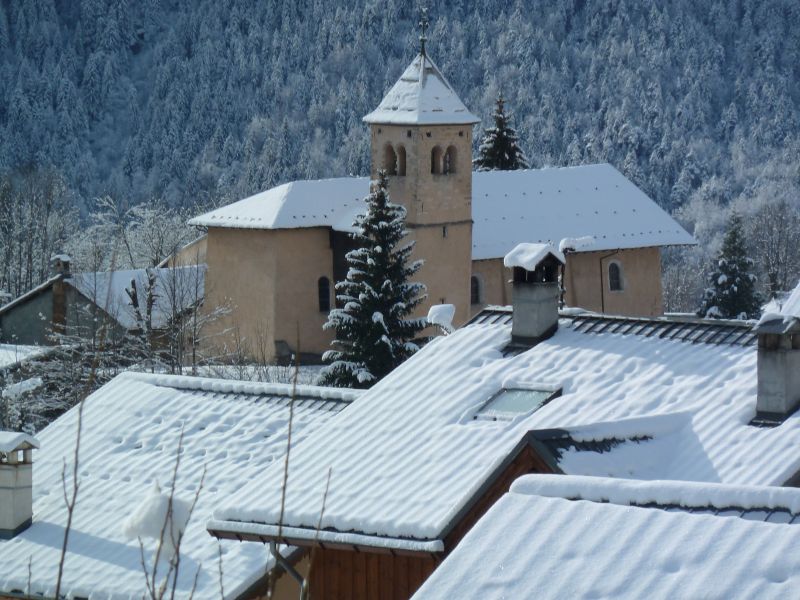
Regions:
[[362, 52, 479, 125], [189, 164, 695, 256], [0, 372, 359, 599], [207, 308, 798, 550]]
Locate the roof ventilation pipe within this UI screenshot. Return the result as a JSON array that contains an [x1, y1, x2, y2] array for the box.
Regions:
[[504, 243, 566, 346], [0, 432, 40, 539]]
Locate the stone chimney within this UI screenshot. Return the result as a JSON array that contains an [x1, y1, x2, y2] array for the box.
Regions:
[[504, 243, 566, 345], [0, 432, 40, 539], [49, 254, 71, 278], [755, 317, 800, 422]]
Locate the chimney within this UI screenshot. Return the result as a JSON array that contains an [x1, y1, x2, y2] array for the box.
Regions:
[[755, 317, 800, 423], [504, 243, 566, 345], [0, 432, 39, 539], [49, 254, 71, 278]]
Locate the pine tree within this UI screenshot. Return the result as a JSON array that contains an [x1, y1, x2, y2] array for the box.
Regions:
[[698, 212, 761, 319], [473, 95, 530, 171], [321, 170, 426, 388]]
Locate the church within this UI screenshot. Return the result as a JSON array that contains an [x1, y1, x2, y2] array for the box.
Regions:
[[187, 44, 694, 362]]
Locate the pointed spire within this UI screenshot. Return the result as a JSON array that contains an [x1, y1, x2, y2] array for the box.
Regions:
[[419, 7, 429, 56]]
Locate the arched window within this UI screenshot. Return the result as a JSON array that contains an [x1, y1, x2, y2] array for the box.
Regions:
[[471, 276, 481, 305], [608, 262, 623, 292], [444, 145, 457, 174], [431, 146, 443, 174], [383, 144, 397, 176], [318, 277, 331, 311], [396, 144, 407, 176]]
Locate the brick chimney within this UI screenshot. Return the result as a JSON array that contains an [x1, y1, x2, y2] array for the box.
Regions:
[[0, 432, 40, 539], [755, 317, 800, 423], [50, 254, 71, 278], [504, 243, 566, 345]]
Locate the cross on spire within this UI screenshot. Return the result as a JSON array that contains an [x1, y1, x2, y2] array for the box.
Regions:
[[419, 7, 429, 56]]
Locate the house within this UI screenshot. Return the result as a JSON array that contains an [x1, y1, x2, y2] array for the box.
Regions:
[[188, 43, 694, 362], [0, 255, 206, 347], [0, 371, 359, 599], [206, 250, 800, 599], [413, 475, 800, 599]]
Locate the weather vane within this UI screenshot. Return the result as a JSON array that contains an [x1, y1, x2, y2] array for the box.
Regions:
[[419, 7, 429, 56]]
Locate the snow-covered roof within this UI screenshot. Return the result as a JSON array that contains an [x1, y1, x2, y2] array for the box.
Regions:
[[189, 165, 694, 256], [67, 265, 206, 330], [412, 475, 800, 599], [362, 52, 479, 125], [208, 309, 794, 547], [503, 242, 564, 271], [0, 431, 40, 453], [0, 344, 48, 369], [0, 372, 359, 599]]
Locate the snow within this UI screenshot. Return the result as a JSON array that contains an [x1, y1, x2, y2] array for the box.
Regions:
[[512, 474, 800, 514], [0, 371, 355, 599], [0, 431, 40, 453], [412, 476, 800, 599], [209, 310, 793, 545], [67, 265, 206, 330], [189, 165, 695, 259], [2, 377, 43, 400], [558, 235, 596, 253], [0, 344, 47, 369], [362, 52, 480, 125], [426, 304, 455, 333], [123, 483, 192, 555], [50, 254, 72, 263], [502, 242, 564, 270], [780, 279, 800, 320]]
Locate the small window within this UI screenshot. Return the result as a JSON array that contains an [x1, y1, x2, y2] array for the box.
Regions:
[[442, 225, 448, 238], [476, 386, 561, 421], [431, 146, 443, 174], [396, 144, 407, 176], [406, 130, 412, 138], [318, 277, 331, 312], [609, 262, 623, 291], [444, 145, 457, 174], [383, 144, 397, 176], [471, 276, 481, 304]]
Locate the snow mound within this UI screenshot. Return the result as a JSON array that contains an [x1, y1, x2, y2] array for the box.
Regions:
[[558, 236, 596, 253], [123, 483, 191, 554], [503, 243, 565, 271], [427, 304, 456, 334], [2, 377, 43, 400]]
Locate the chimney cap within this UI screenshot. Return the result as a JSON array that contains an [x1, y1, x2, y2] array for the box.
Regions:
[[0, 431, 40, 454], [504, 243, 565, 272]]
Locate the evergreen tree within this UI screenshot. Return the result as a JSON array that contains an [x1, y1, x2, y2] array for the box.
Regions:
[[473, 94, 530, 171], [698, 211, 761, 319], [321, 170, 426, 388]]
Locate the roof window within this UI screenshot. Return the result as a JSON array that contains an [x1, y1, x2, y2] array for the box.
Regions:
[[475, 384, 561, 421]]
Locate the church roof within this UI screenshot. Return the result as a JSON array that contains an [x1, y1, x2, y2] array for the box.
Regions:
[[362, 52, 479, 125], [189, 164, 695, 256]]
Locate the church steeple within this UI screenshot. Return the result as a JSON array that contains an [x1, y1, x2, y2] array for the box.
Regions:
[[419, 7, 429, 57]]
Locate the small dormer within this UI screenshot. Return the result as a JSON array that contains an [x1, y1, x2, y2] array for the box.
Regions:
[[504, 243, 566, 345], [0, 431, 40, 539]]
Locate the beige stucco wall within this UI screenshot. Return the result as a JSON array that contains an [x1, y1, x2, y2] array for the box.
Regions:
[[203, 226, 335, 361], [474, 246, 664, 318], [164, 235, 207, 267]]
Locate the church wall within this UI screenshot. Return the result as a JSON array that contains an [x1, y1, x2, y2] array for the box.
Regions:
[[470, 258, 511, 315], [203, 227, 279, 360], [272, 227, 335, 359], [563, 246, 663, 317]]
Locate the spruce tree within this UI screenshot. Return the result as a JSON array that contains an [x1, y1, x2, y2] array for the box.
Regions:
[[321, 170, 426, 388], [698, 211, 761, 319], [473, 94, 530, 171]]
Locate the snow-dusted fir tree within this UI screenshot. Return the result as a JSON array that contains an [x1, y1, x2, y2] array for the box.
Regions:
[[321, 170, 426, 388], [698, 211, 760, 319], [473, 95, 530, 171]]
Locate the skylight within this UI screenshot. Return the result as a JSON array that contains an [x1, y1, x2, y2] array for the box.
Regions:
[[476, 386, 561, 421]]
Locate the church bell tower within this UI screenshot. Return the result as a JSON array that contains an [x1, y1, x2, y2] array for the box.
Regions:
[[362, 12, 479, 325]]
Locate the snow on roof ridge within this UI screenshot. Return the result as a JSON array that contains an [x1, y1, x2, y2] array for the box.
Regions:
[[511, 474, 800, 514], [0, 275, 61, 315], [0, 431, 40, 453], [119, 370, 363, 402]]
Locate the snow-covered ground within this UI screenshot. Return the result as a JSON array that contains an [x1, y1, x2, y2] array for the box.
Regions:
[[0, 344, 47, 369]]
